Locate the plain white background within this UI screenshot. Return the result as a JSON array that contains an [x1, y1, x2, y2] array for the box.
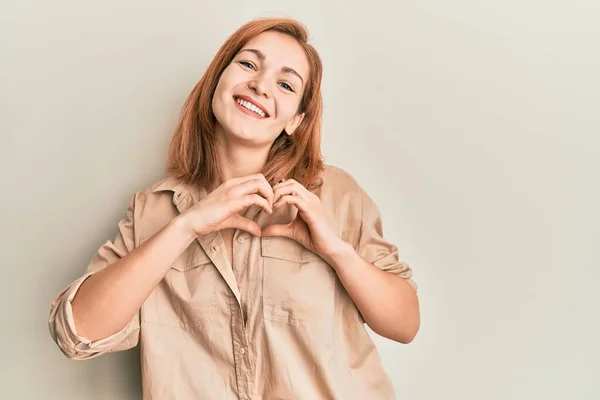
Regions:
[[1, 1, 598, 399]]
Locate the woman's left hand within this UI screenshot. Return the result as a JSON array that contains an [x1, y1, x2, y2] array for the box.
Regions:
[[261, 179, 345, 258]]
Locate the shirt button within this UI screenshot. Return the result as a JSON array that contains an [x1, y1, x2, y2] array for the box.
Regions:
[[237, 236, 245, 244], [239, 347, 246, 355]]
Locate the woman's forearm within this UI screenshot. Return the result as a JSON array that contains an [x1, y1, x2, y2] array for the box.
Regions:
[[71, 216, 196, 341], [323, 241, 420, 343]]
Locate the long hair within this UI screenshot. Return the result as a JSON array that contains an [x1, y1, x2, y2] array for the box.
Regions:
[[165, 17, 325, 193]]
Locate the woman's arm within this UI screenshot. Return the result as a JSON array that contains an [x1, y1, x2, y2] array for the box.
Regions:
[[69, 173, 275, 342], [70, 216, 195, 341], [322, 242, 420, 344], [262, 177, 420, 343]]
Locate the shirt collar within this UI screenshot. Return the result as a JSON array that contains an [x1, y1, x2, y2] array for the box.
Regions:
[[152, 176, 208, 212], [152, 176, 264, 219]]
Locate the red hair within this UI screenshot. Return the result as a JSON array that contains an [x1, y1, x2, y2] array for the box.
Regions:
[[165, 17, 325, 193]]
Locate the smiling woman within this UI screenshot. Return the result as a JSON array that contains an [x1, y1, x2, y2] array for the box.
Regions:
[[48, 17, 419, 400], [211, 31, 308, 147], [167, 18, 326, 195]]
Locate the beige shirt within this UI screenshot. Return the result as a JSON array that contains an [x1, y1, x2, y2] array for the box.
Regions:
[[48, 165, 417, 400]]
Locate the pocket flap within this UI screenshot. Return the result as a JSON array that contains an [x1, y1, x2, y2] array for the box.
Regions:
[[138, 236, 212, 272], [173, 240, 212, 271], [261, 236, 319, 263]]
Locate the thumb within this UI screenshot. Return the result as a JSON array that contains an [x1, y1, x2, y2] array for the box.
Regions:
[[261, 223, 293, 239], [221, 213, 262, 237]]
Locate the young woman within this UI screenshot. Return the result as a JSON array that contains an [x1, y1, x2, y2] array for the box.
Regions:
[[49, 17, 420, 399]]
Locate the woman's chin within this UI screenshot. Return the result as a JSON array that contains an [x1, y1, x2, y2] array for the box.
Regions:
[[225, 129, 265, 146], [215, 121, 276, 146]]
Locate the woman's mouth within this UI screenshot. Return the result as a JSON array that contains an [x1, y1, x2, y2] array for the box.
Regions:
[[233, 96, 269, 119]]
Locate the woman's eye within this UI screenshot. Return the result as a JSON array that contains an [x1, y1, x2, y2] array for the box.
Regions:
[[279, 82, 294, 92], [239, 61, 255, 70]]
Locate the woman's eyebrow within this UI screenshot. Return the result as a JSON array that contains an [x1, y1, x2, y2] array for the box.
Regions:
[[238, 48, 304, 87]]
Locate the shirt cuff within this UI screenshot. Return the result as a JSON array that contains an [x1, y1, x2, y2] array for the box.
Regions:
[[50, 272, 138, 359]]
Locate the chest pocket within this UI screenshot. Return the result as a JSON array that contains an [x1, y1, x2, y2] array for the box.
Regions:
[[141, 237, 221, 328], [261, 237, 337, 326]]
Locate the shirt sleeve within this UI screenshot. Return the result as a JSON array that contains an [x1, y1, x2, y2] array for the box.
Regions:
[[48, 193, 141, 360], [356, 194, 418, 292]]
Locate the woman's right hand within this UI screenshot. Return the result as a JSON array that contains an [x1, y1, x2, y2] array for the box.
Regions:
[[179, 173, 275, 238]]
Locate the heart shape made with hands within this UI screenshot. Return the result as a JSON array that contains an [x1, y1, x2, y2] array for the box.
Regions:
[[254, 179, 341, 257]]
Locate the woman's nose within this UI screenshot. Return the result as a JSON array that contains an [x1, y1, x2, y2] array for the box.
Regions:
[[248, 75, 270, 98]]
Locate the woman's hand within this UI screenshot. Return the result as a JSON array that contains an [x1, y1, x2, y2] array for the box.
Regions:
[[180, 173, 274, 237], [261, 179, 345, 258]]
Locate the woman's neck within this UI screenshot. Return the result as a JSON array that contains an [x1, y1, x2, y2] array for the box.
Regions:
[[211, 131, 271, 190]]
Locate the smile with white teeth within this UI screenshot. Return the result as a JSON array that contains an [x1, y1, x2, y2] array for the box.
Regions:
[[235, 98, 267, 118]]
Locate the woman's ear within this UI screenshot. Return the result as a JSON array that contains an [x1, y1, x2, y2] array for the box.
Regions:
[[284, 113, 305, 136]]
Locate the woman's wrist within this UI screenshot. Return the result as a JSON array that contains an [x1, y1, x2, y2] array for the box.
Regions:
[[169, 214, 198, 245], [321, 239, 356, 269]]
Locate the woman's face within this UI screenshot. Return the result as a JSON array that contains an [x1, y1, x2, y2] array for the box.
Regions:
[[212, 31, 310, 147]]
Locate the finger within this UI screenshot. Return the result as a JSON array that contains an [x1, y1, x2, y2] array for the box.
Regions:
[[272, 178, 294, 190], [272, 178, 308, 191], [273, 183, 309, 205], [233, 178, 274, 208], [261, 223, 292, 239], [220, 213, 262, 237], [272, 185, 293, 206], [274, 179, 312, 197], [227, 173, 269, 187], [237, 193, 273, 214], [273, 194, 309, 214]]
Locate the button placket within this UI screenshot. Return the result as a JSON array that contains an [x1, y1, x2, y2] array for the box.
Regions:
[[230, 205, 259, 399], [231, 302, 252, 400], [197, 233, 242, 308]]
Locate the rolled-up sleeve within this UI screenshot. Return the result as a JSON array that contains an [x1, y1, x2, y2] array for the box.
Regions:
[[48, 194, 141, 360], [357, 195, 418, 292]]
